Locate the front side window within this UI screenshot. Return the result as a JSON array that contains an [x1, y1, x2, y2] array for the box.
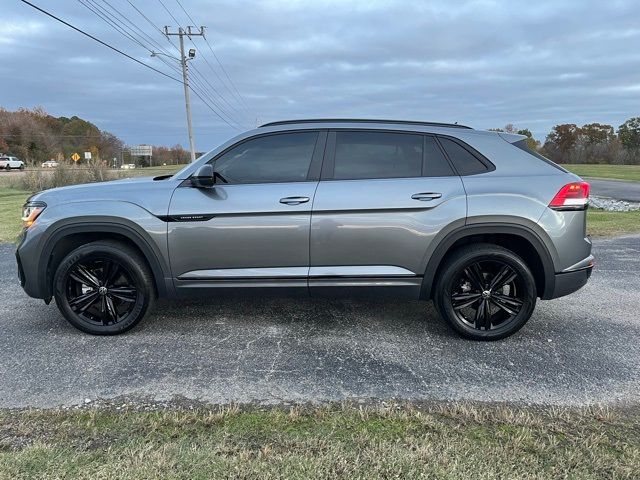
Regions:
[[333, 131, 423, 180], [213, 132, 318, 184]]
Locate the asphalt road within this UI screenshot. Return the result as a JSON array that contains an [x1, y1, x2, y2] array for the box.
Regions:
[[587, 178, 640, 202], [1, 236, 639, 409]]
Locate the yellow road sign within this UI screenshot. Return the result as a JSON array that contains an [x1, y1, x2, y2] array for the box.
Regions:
[[71, 153, 80, 162]]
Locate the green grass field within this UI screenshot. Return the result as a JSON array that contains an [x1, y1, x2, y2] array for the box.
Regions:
[[1, 403, 638, 479], [587, 208, 640, 236], [0, 188, 31, 243], [561, 164, 640, 182]]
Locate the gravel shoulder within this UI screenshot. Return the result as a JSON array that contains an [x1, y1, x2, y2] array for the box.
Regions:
[[0, 235, 638, 409]]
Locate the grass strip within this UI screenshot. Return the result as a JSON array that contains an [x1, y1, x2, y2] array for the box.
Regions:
[[0, 403, 638, 479]]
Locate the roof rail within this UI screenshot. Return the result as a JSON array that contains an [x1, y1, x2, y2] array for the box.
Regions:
[[259, 119, 472, 129]]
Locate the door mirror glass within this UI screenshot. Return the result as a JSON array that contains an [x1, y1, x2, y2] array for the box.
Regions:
[[191, 164, 214, 188]]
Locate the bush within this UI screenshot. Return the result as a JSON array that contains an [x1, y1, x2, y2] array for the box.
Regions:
[[6, 162, 124, 192]]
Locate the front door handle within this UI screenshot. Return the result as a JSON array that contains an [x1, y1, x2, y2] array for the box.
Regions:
[[280, 196, 310, 205], [411, 192, 442, 201]]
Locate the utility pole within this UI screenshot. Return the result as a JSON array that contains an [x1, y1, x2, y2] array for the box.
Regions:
[[163, 26, 205, 163]]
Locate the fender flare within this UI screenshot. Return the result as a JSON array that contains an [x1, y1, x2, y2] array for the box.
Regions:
[[420, 223, 557, 300], [38, 221, 173, 299]]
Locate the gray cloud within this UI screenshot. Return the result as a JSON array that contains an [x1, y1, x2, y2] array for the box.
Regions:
[[2, 0, 639, 149]]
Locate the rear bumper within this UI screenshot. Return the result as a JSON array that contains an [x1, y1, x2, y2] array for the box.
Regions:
[[546, 265, 593, 299]]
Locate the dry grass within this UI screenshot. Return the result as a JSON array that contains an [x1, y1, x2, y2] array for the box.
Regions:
[[3, 162, 123, 192], [0, 403, 638, 479]]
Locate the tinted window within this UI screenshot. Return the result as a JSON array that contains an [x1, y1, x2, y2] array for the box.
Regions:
[[213, 132, 318, 184], [425, 136, 454, 176], [439, 137, 488, 175], [333, 131, 422, 180]]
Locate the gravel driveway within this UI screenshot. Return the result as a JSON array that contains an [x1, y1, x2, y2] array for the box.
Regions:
[[1, 235, 638, 408]]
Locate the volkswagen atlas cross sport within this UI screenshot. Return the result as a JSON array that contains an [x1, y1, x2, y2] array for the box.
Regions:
[[16, 119, 593, 340]]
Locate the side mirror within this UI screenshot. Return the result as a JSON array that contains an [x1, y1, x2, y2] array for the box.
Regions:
[[191, 164, 214, 188]]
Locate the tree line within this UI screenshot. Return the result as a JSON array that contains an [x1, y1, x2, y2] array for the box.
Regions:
[[491, 117, 640, 165], [0, 107, 189, 167]]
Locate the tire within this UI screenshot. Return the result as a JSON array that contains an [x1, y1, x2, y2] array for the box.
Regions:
[[433, 243, 537, 341], [53, 240, 155, 335], [5, 165, 11, 171], [19, 164, 24, 170]]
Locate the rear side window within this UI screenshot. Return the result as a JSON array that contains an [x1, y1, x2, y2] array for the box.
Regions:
[[333, 131, 423, 180], [213, 132, 318, 184], [513, 139, 568, 172], [438, 137, 489, 175], [424, 136, 454, 176]]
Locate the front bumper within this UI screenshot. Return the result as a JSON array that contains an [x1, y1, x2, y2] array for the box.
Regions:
[[15, 228, 46, 299]]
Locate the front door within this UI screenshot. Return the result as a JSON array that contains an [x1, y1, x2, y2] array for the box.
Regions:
[[168, 130, 325, 294], [309, 130, 467, 297]]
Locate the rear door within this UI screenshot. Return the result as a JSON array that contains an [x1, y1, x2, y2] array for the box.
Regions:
[[168, 130, 326, 294], [309, 130, 466, 297]]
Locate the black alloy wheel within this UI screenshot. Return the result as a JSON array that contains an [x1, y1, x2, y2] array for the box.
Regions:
[[450, 260, 524, 331], [434, 244, 537, 340], [65, 257, 139, 326], [54, 240, 155, 335]]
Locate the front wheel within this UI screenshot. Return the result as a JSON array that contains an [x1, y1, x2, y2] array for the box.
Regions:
[[434, 244, 537, 341], [53, 240, 155, 335]]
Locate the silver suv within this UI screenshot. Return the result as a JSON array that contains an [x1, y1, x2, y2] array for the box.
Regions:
[[16, 119, 593, 340]]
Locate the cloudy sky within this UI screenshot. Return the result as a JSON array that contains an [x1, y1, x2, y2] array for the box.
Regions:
[[2, 0, 639, 150]]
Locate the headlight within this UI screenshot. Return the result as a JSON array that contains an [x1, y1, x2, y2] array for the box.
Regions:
[[22, 201, 46, 228]]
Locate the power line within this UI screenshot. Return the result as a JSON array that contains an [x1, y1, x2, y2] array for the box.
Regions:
[[77, 0, 152, 52], [159, 0, 252, 127], [98, 0, 176, 55], [19, 0, 243, 137], [201, 36, 254, 118], [19, 0, 183, 84], [189, 63, 251, 128], [157, 0, 182, 28], [173, 0, 254, 120], [119, 0, 247, 129], [71, 0, 243, 131]]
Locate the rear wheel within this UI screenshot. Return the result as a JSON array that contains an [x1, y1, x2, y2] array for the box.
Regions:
[[53, 241, 155, 335], [434, 244, 537, 340]]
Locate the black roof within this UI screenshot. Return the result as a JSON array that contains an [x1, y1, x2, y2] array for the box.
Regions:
[[259, 119, 472, 129]]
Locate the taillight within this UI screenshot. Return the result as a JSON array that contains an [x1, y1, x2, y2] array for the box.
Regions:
[[549, 182, 590, 210]]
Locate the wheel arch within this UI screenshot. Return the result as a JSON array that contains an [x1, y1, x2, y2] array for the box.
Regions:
[[38, 221, 173, 301], [421, 224, 556, 300]]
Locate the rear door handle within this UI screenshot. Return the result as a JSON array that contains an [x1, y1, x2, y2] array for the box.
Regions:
[[411, 192, 442, 201], [279, 196, 310, 205]]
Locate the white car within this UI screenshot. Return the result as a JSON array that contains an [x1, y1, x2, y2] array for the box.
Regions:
[[120, 163, 137, 170], [41, 160, 59, 168], [0, 156, 25, 170]]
